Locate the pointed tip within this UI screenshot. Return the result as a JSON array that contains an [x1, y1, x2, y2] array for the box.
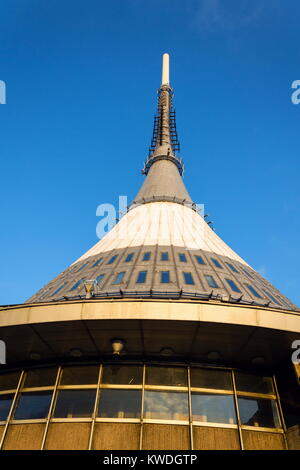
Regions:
[[161, 53, 170, 86]]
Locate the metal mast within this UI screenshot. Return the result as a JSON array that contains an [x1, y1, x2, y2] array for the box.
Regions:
[[142, 53, 183, 176]]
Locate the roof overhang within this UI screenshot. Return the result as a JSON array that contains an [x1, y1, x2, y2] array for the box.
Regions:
[[0, 299, 299, 369]]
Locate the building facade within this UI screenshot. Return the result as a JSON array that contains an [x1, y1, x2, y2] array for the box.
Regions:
[[0, 54, 299, 450]]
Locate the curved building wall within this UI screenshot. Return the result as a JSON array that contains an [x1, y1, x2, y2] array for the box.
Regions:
[[0, 363, 289, 450]]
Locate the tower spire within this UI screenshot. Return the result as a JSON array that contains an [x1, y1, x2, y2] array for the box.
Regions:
[[133, 53, 193, 207], [142, 53, 182, 176]]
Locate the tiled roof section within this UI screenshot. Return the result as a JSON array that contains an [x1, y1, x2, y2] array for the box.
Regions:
[[26, 245, 298, 312]]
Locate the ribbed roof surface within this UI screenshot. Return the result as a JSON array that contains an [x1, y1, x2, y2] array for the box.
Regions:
[[26, 54, 298, 312]]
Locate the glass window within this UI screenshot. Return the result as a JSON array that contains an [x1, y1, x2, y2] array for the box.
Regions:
[[53, 389, 96, 418], [60, 366, 99, 386], [238, 397, 280, 428], [95, 274, 105, 285], [190, 368, 232, 391], [107, 255, 118, 264], [112, 272, 125, 285], [0, 394, 14, 421], [195, 255, 205, 265], [235, 372, 274, 395], [143, 252, 151, 261], [211, 258, 222, 268], [14, 391, 52, 420], [0, 372, 20, 391], [243, 269, 254, 279], [226, 263, 238, 273], [161, 252, 169, 261], [144, 390, 189, 420], [23, 368, 58, 388], [69, 279, 83, 291], [246, 284, 262, 298], [161, 271, 170, 283], [179, 253, 187, 262], [51, 283, 66, 297], [76, 263, 88, 273], [136, 271, 147, 284], [183, 272, 194, 285], [102, 365, 142, 385], [226, 279, 241, 293], [280, 297, 293, 309], [204, 274, 218, 288], [92, 258, 103, 267], [263, 290, 280, 305], [146, 366, 187, 387], [98, 389, 141, 419], [125, 253, 134, 262], [192, 393, 236, 424]]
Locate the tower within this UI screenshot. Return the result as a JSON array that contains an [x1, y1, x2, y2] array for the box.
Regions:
[[0, 54, 299, 451]]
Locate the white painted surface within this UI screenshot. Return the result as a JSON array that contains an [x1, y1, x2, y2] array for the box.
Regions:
[[162, 53, 170, 86], [74, 202, 249, 266]]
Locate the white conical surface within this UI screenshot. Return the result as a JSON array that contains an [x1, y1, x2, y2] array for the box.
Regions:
[[74, 202, 248, 266]]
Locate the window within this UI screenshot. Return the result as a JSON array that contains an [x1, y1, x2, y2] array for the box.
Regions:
[[235, 372, 274, 395], [143, 252, 151, 261], [246, 284, 262, 298], [161, 271, 170, 283], [98, 390, 141, 419], [144, 391, 189, 420], [51, 283, 66, 297], [60, 366, 99, 386], [136, 271, 147, 283], [195, 255, 205, 265], [161, 252, 169, 261], [69, 279, 83, 291], [53, 389, 96, 418], [0, 394, 14, 421], [179, 253, 187, 262], [226, 263, 238, 273], [14, 391, 52, 420], [125, 253, 134, 262], [95, 274, 105, 285], [102, 365, 142, 385], [204, 274, 218, 288], [263, 290, 280, 305], [0, 372, 20, 391], [76, 263, 88, 273], [211, 258, 222, 268], [107, 255, 118, 264], [92, 258, 103, 267], [190, 368, 232, 391], [183, 272, 195, 285], [24, 368, 57, 388], [226, 279, 241, 293], [192, 393, 236, 424], [112, 272, 125, 285], [238, 397, 280, 428], [279, 297, 293, 309], [146, 366, 187, 387], [242, 269, 254, 279]]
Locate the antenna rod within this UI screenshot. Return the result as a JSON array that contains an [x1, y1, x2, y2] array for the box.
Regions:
[[161, 53, 170, 86]]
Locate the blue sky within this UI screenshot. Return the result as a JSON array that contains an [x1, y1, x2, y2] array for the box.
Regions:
[[0, 0, 299, 306]]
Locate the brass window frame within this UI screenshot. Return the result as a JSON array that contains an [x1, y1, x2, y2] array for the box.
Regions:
[[0, 363, 286, 451]]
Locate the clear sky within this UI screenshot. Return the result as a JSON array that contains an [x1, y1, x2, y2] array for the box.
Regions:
[[0, 0, 299, 306]]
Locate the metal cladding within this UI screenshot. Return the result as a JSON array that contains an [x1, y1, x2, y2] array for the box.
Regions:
[[26, 55, 298, 313]]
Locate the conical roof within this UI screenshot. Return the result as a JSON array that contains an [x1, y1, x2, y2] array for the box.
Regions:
[[26, 54, 298, 313]]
